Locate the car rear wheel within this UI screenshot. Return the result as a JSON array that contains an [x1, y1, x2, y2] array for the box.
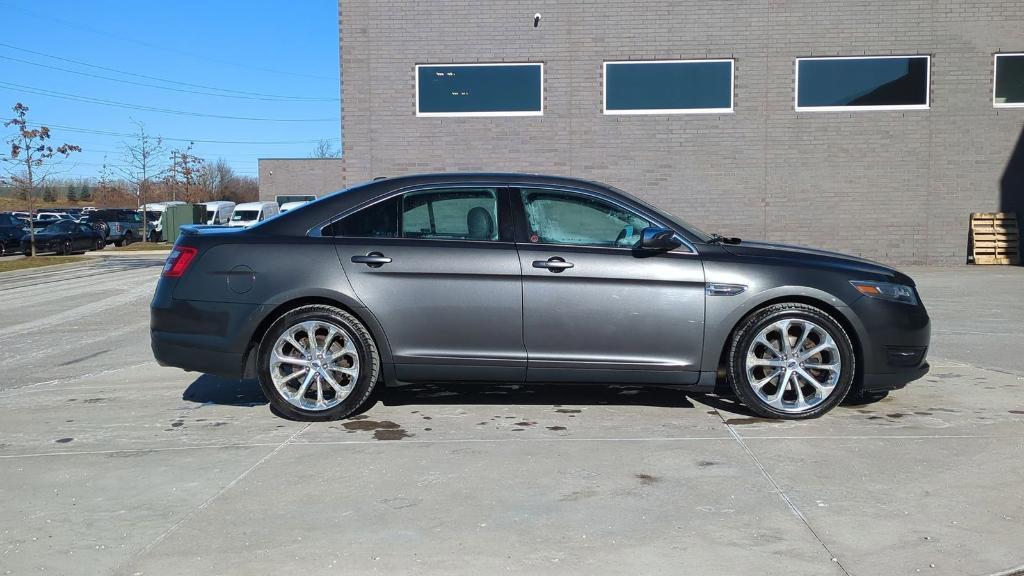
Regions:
[[58, 240, 72, 255], [92, 238, 104, 251], [727, 303, 855, 419], [257, 305, 380, 421], [123, 231, 133, 246]]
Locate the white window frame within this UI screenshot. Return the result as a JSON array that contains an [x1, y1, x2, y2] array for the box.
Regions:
[[994, 53, 1024, 109], [415, 62, 544, 118], [794, 55, 931, 112], [602, 59, 735, 115]]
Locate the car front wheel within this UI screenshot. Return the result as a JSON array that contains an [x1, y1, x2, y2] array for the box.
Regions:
[[257, 305, 380, 421], [727, 303, 855, 419]]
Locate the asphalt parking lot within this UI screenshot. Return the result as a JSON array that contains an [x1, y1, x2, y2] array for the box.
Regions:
[[0, 256, 1022, 576]]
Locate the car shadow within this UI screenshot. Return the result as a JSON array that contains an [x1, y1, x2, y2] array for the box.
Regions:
[[182, 374, 268, 406], [181, 376, 702, 412]]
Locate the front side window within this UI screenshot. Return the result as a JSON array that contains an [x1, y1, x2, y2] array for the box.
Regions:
[[994, 53, 1024, 108], [796, 56, 930, 111], [604, 59, 734, 114], [401, 188, 499, 241], [416, 63, 543, 117], [519, 189, 652, 248]]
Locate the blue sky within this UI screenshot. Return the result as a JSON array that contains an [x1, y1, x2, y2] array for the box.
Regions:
[[0, 0, 340, 179]]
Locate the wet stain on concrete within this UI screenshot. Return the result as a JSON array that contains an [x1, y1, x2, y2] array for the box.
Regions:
[[547, 426, 567, 431], [476, 421, 488, 425], [887, 413, 907, 419], [1009, 410, 1024, 415], [170, 421, 184, 428], [929, 408, 959, 413], [511, 428, 524, 431], [515, 421, 536, 427], [706, 410, 717, 415], [374, 428, 411, 441], [697, 461, 718, 467], [422, 416, 432, 420], [868, 416, 884, 420], [82, 398, 109, 404], [211, 422, 228, 427], [724, 418, 775, 425], [555, 409, 581, 414], [54, 437, 74, 444], [343, 420, 400, 431], [914, 411, 934, 416], [635, 473, 659, 485], [348, 414, 368, 421], [424, 428, 432, 431], [930, 373, 959, 379]]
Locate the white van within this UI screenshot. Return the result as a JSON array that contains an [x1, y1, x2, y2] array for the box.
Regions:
[[229, 201, 280, 227], [279, 200, 309, 213], [201, 201, 236, 225]]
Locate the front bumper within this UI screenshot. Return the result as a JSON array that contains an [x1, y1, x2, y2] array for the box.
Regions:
[[849, 295, 931, 393]]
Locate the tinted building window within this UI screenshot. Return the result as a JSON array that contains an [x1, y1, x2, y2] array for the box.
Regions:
[[604, 60, 733, 114], [416, 63, 543, 116], [796, 56, 930, 110], [994, 54, 1024, 107]]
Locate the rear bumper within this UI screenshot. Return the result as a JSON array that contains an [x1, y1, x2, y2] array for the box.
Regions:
[[150, 293, 262, 379]]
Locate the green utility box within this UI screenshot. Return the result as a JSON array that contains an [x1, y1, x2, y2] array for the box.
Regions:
[[163, 204, 205, 244]]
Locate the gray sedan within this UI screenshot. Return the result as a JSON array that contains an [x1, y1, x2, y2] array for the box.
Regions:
[[151, 173, 930, 420]]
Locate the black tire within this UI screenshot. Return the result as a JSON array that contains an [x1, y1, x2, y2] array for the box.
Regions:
[[59, 240, 72, 256], [93, 238, 104, 251], [257, 305, 380, 421], [727, 302, 856, 419], [0, 242, 5, 257], [123, 231, 133, 246]]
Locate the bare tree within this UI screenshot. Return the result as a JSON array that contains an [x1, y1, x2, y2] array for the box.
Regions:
[[1, 103, 81, 256], [309, 138, 340, 158], [118, 121, 166, 241], [168, 142, 205, 202]]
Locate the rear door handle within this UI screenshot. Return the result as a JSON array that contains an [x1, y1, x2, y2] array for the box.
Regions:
[[351, 252, 392, 268], [532, 256, 574, 273]]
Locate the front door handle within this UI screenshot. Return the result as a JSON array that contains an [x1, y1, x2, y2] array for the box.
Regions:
[[351, 252, 392, 268], [532, 256, 574, 273]]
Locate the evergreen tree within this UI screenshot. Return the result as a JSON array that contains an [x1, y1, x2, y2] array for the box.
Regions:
[[79, 183, 92, 202], [66, 183, 77, 202], [42, 186, 56, 203]]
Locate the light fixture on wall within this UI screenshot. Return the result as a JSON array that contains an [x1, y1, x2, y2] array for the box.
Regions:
[[533, 13, 541, 27]]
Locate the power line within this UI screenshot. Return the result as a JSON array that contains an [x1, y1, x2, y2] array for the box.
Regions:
[[0, 81, 340, 122], [0, 43, 338, 102], [0, 2, 337, 82], [0, 54, 339, 103], [30, 121, 340, 145]]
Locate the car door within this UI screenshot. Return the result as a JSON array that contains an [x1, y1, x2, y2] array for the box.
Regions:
[[332, 185, 525, 383], [76, 224, 95, 249], [513, 186, 706, 384]]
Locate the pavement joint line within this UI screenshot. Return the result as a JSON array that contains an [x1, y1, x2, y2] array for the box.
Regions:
[[986, 563, 1024, 576], [122, 423, 312, 570], [2, 434, 1022, 460], [0, 361, 157, 396], [720, 412, 852, 576]]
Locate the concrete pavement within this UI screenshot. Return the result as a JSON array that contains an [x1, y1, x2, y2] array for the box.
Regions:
[[0, 257, 1022, 575]]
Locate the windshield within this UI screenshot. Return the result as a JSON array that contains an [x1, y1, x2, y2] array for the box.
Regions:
[[42, 221, 74, 234], [231, 210, 259, 221]]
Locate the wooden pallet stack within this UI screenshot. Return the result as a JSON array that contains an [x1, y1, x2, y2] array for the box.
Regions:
[[969, 212, 1019, 265]]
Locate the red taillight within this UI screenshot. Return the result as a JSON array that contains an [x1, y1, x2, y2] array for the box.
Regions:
[[162, 246, 198, 278]]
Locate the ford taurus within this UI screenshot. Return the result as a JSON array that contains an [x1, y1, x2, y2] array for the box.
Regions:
[[151, 173, 930, 421]]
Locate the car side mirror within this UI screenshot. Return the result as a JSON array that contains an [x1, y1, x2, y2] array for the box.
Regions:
[[638, 227, 682, 251]]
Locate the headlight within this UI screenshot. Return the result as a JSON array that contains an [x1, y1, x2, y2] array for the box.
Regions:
[[850, 280, 918, 305]]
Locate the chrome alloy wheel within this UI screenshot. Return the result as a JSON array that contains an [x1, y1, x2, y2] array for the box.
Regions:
[[269, 320, 360, 411], [745, 318, 842, 413]]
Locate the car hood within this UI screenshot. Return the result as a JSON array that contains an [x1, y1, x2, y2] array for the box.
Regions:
[[722, 240, 913, 284]]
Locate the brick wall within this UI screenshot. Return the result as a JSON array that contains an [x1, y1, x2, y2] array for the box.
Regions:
[[331, 0, 1024, 264], [258, 159, 345, 203]]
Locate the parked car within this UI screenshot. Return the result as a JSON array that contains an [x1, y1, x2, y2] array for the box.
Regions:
[[0, 213, 28, 256], [81, 209, 143, 246], [20, 219, 105, 255], [229, 201, 279, 227], [152, 173, 930, 422], [201, 201, 236, 225], [279, 200, 309, 213]]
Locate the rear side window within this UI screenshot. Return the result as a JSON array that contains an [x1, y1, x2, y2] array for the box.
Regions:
[[519, 189, 652, 248], [0, 214, 14, 226], [401, 188, 498, 241], [330, 197, 400, 238]]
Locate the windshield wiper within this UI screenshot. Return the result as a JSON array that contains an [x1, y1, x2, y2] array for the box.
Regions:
[[707, 233, 742, 245]]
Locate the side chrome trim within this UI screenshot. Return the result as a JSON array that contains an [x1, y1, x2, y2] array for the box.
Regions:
[[706, 283, 747, 296]]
